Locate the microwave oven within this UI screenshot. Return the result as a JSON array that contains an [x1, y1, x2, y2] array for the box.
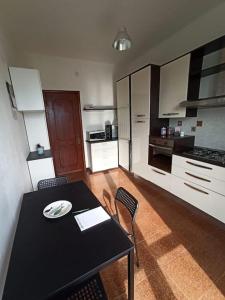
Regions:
[[87, 130, 106, 141]]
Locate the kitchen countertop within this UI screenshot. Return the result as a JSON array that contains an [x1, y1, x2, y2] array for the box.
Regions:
[[151, 135, 194, 140], [86, 138, 118, 144], [27, 150, 52, 161]]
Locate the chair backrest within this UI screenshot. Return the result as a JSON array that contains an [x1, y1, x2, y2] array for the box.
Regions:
[[115, 187, 139, 220], [37, 176, 68, 190]]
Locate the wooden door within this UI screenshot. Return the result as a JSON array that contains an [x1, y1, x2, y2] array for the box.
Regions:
[[44, 91, 85, 175]]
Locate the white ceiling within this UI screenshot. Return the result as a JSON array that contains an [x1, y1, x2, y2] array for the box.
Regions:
[[0, 0, 223, 64]]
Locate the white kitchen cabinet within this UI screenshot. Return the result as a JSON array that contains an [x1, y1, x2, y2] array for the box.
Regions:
[[146, 166, 172, 192], [28, 157, 55, 191], [132, 118, 149, 177], [172, 154, 225, 181], [131, 66, 150, 118], [159, 54, 190, 118], [171, 174, 225, 224], [131, 66, 150, 177], [9, 67, 44, 111], [116, 76, 130, 170], [172, 164, 225, 196], [88, 141, 118, 172], [118, 139, 130, 171]]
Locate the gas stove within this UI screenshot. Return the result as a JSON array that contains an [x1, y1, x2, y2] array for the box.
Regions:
[[182, 147, 225, 167]]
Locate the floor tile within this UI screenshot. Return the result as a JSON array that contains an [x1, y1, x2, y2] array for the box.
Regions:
[[72, 168, 225, 300]]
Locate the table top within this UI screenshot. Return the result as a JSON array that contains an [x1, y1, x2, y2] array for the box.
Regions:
[[3, 181, 133, 300]]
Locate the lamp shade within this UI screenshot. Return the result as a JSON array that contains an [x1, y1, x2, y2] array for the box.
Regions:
[[112, 27, 132, 51]]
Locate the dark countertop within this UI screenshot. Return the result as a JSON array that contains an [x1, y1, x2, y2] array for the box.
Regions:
[[151, 135, 194, 140], [86, 138, 118, 144], [27, 149, 52, 161]]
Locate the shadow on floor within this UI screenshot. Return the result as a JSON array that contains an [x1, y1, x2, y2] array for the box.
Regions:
[[100, 168, 225, 299]]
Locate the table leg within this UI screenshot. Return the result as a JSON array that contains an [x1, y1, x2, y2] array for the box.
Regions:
[[128, 249, 134, 300]]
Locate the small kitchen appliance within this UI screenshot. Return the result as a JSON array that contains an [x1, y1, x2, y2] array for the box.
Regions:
[[87, 130, 106, 141]]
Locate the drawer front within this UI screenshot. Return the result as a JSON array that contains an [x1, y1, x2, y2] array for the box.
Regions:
[[172, 165, 225, 196], [172, 155, 225, 181], [91, 141, 118, 172], [171, 175, 225, 224], [146, 166, 171, 192]]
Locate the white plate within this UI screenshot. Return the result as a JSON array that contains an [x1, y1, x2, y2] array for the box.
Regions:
[[43, 200, 72, 219]]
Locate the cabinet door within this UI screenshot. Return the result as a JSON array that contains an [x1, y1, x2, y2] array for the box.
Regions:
[[159, 54, 190, 118], [91, 141, 118, 172], [118, 139, 130, 171], [28, 158, 55, 190], [9, 67, 44, 111], [132, 118, 149, 176], [116, 77, 130, 140], [171, 175, 225, 224], [146, 166, 172, 192], [131, 66, 150, 118]]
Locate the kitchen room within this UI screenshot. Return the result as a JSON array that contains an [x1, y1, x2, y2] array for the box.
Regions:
[[1, 1, 225, 300]]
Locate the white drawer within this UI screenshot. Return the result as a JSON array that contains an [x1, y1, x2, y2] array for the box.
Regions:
[[146, 166, 172, 192], [90, 141, 118, 172], [171, 175, 225, 224], [172, 165, 225, 196], [91, 141, 117, 151], [172, 155, 225, 181]]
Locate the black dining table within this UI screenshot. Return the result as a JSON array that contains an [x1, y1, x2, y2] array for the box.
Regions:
[[2, 181, 134, 300]]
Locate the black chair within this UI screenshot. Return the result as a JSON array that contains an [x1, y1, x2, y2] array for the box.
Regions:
[[114, 187, 140, 267], [37, 176, 69, 190], [60, 273, 108, 300]]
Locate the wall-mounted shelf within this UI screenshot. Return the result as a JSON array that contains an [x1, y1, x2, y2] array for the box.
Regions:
[[83, 105, 117, 111]]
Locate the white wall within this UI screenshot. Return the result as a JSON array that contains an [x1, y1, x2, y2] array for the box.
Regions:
[[115, 2, 225, 79], [0, 31, 32, 298], [23, 112, 50, 151], [17, 53, 115, 167]]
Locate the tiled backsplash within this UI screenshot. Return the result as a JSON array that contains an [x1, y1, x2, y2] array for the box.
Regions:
[[169, 107, 225, 150]]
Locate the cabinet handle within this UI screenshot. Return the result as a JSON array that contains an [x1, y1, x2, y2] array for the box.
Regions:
[[136, 114, 146, 117], [184, 182, 209, 195], [136, 120, 145, 123], [162, 113, 179, 116], [149, 144, 172, 151], [185, 171, 211, 182], [186, 161, 212, 170], [152, 168, 166, 175]]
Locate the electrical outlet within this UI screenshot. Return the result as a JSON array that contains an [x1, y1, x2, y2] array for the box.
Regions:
[[177, 120, 182, 126], [197, 120, 203, 127], [191, 126, 196, 132]]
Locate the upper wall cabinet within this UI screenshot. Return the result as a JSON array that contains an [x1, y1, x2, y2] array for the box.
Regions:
[[131, 67, 150, 118], [9, 67, 44, 111], [159, 54, 191, 118]]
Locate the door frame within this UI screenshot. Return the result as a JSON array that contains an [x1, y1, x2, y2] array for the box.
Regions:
[[43, 90, 86, 175]]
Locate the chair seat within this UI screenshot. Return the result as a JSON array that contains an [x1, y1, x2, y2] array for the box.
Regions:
[[62, 273, 108, 300]]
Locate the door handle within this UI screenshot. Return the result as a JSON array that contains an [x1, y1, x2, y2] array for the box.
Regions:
[[152, 168, 166, 175], [186, 161, 212, 170], [185, 172, 211, 182], [184, 182, 209, 195], [162, 113, 179, 116], [136, 114, 146, 117]]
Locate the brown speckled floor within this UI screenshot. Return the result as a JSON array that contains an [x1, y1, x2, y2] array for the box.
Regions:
[[73, 168, 225, 299]]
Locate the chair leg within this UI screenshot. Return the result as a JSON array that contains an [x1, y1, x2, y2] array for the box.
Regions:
[[131, 223, 140, 268], [114, 201, 120, 224]]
